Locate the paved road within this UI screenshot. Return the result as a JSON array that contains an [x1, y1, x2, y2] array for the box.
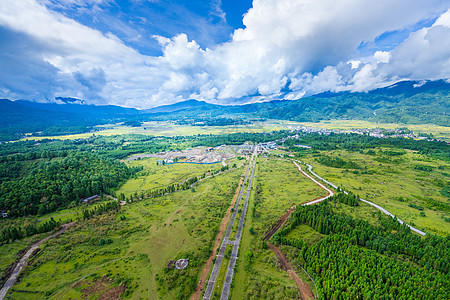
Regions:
[[220, 147, 258, 300], [202, 151, 256, 300], [0, 222, 74, 300], [294, 160, 426, 236], [293, 161, 334, 205]]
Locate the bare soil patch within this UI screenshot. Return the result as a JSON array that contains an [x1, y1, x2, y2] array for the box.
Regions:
[[75, 276, 126, 300]]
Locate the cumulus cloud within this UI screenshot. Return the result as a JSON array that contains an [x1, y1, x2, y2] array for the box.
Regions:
[[380, 9, 450, 80], [0, 0, 449, 107]]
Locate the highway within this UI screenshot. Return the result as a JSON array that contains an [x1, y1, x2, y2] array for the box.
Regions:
[[202, 147, 258, 300], [220, 147, 258, 300]]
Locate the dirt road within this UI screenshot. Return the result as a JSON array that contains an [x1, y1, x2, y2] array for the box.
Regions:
[[0, 222, 75, 300], [262, 160, 335, 300], [267, 243, 315, 300]]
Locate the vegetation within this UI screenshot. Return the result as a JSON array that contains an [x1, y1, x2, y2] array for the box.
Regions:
[[3, 167, 240, 299], [0, 152, 136, 217], [0, 124, 448, 299], [274, 200, 450, 299]]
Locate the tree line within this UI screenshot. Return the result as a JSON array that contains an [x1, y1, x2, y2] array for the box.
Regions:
[[1, 218, 59, 244]]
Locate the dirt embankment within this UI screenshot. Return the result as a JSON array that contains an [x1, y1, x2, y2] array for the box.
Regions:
[[267, 243, 315, 300]]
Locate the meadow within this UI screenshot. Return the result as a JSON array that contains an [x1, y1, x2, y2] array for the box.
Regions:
[[4, 167, 241, 299], [2, 125, 448, 299], [302, 148, 450, 235], [116, 157, 233, 197], [229, 157, 327, 299]]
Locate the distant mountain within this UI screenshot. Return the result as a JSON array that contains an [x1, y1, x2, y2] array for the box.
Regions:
[[253, 79, 450, 125], [144, 99, 221, 113], [0, 99, 142, 140], [0, 79, 448, 140], [15, 100, 138, 117], [146, 80, 450, 126]]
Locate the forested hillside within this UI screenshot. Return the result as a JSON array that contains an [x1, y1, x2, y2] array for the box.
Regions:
[[0, 153, 136, 217]]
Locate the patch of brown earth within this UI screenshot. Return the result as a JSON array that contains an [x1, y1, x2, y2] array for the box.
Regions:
[[76, 276, 126, 300]]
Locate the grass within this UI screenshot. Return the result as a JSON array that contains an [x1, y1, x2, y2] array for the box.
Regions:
[[303, 148, 450, 235], [20, 120, 304, 141], [229, 157, 327, 299], [116, 157, 227, 197], [4, 168, 241, 299], [253, 157, 327, 229], [285, 224, 325, 246], [0, 198, 120, 283]]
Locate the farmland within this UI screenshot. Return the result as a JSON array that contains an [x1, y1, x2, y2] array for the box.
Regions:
[[20, 120, 302, 142]]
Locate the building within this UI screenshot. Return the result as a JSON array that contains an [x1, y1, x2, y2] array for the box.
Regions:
[[294, 144, 312, 149], [81, 195, 101, 204]]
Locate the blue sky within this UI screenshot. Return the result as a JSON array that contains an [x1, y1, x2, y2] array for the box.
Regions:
[[39, 0, 253, 56], [0, 0, 449, 108]]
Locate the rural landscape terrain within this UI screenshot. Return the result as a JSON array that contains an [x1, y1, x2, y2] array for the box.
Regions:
[[1, 0, 450, 299], [0, 103, 449, 299]]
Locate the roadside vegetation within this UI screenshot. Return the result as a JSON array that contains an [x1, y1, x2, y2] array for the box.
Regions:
[[229, 158, 326, 299]]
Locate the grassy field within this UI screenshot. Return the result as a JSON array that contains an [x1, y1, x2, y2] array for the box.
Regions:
[[229, 157, 327, 299], [4, 168, 241, 299], [298, 119, 450, 140], [116, 157, 230, 197], [302, 149, 450, 235], [21, 120, 303, 141]]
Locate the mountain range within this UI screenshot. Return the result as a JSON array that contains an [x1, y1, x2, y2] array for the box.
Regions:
[[0, 79, 449, 140]]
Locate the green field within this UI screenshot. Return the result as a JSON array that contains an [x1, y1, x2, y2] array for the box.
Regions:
[[229, 157, 327, 299], [116, 157, 231, 197], [4, 168, 241, 299], [21, 120, 303, 141], [2, 123, 449, 300], [302, 149, 450, 235]]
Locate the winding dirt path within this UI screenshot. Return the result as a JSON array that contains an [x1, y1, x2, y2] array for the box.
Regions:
[[0, 222, 75, 300], [190, 164, 249, 300], [263, 160, 334, 300]]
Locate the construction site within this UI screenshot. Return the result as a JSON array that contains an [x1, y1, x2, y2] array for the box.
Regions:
[[128, 145, 236, 164]]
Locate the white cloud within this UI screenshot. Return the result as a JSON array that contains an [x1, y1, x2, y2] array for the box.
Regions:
[[374, 51, 391, 63], [0, 0, 449, 108], [379, 9, 450, 80]]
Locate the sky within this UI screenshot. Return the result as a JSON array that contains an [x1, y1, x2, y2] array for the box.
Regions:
[[0, 0, 449, 108]]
